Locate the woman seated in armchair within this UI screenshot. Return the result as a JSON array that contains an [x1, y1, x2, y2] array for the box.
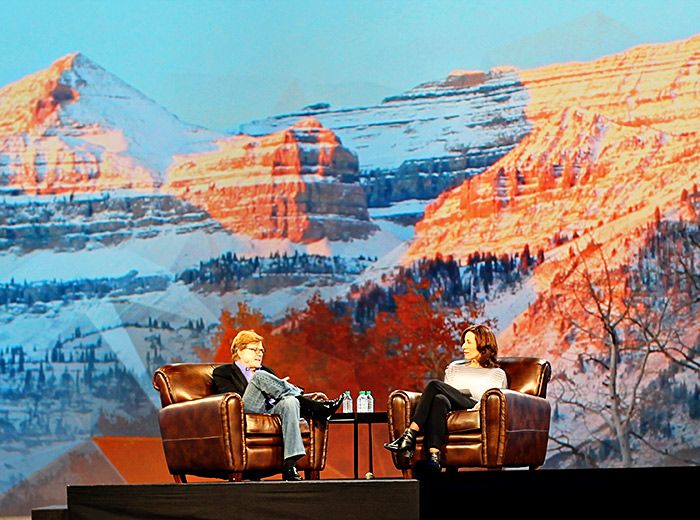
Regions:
[[383, 323, 507, 470]]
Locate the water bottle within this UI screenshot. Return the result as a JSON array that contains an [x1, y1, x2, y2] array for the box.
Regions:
[[342, 390, 353, 413], [357, 391, 366, 413], [366, 391, 374, 413]]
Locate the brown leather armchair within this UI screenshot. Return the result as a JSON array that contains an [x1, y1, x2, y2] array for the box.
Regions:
[[386, 357, 552, 477], [152, 363, 330, 482]]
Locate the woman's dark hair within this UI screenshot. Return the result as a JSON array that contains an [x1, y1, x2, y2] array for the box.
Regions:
[[461, 324, 500, 368]]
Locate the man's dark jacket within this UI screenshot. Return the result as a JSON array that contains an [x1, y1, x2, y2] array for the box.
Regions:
[[212, 363, 276, 396]]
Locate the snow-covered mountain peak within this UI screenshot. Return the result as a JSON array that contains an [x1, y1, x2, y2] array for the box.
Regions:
[[52, 53, 223, 176], [0, 53, 224, 189]]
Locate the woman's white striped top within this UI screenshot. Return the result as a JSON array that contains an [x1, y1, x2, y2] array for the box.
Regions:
[[443, 361, 508, 408]]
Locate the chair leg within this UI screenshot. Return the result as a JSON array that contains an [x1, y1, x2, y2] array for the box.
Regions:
[[172, 474, 187, 483], [228, 472, 243, 482], [305, 470, 320, 480]]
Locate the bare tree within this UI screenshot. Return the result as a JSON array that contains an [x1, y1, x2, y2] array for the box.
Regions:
[[625, 218, 700, 373], [550, 207, 700, 467], [551, 241, 656, 467]]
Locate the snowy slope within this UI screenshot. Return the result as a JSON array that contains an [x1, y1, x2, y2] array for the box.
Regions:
[[240, 69, 531, 170], [55, 54, 223, 177]]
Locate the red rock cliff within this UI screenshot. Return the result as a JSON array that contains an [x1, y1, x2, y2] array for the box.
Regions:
[[164, 118, 374, 242]]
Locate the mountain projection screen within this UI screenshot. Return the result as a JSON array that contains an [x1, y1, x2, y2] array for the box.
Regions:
[[0, 0, 699, 515]]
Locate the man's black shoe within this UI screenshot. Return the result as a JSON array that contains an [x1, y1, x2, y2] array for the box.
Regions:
[[297, 395, 344, 422], [313, 395, 344, 421]]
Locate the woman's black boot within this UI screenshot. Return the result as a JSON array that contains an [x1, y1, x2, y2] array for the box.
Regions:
[[383, 428, 417, 458]]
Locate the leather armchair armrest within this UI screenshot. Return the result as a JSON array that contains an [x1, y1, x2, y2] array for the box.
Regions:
[[480, 388, 551, 467], [387, 390, 422, 437], [159, 392, 246, 472], [386, 390, 421, 471]]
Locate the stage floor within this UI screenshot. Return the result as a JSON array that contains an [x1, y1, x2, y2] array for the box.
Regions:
[[68, 479, 417, 520], [30, 465, 697, 519]]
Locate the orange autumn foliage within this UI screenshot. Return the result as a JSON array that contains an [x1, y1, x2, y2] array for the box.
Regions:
[[367, 282, 475, 397], [209, 285, 483, 407], [212, 302, 279, 363]]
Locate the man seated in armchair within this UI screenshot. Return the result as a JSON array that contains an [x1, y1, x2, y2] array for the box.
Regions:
[[213, 329, 343, 480]]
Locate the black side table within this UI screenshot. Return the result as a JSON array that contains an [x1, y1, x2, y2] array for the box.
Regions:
[[329, 411, 388, 479]]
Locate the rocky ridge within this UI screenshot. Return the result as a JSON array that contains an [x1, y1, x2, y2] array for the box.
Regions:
[[0, 192, 220, 253], [406, 35, 700, 264], [240, 68, 532, 207]]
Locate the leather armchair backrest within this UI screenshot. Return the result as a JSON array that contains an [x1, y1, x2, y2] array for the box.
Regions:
[[498, 357, 551, 398], [153, 363, 224, 407]]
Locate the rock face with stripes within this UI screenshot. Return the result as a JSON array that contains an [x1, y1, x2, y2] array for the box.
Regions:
[[164, 117, 375, 242], [406, 35, 700, 263]]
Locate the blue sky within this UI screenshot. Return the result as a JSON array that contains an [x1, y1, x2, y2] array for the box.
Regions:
[[2, 0, 699, 130]]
